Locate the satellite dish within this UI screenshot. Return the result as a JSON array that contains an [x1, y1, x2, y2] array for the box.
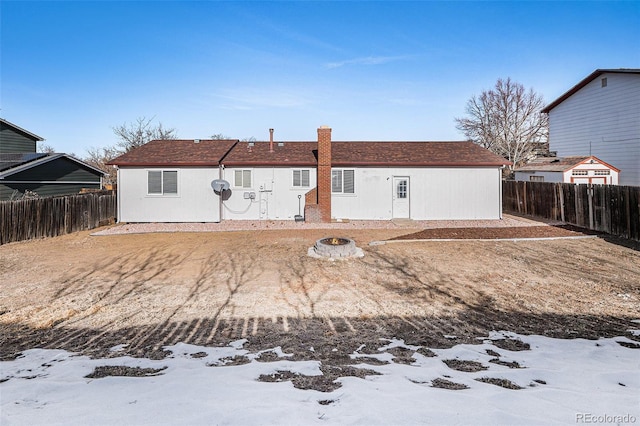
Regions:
[[211, 179, 230, 193]]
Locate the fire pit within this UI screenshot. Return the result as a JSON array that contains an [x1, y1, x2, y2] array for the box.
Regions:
[[308, 237, 364, 259]]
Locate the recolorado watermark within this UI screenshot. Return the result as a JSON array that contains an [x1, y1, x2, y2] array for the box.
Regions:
[[576, 413, 637, 424]]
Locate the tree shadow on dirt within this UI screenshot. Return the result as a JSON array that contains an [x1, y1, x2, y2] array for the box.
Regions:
[[2, 310, 637, 362], [19, 243, 266, 358], [360, 247, 494, 314], [278, 255, 336, 317]]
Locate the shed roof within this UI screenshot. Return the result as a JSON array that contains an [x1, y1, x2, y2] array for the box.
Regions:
[[107, 139, 240, 166], [542, 69, 640, 113], [514, 156, 619, 173]]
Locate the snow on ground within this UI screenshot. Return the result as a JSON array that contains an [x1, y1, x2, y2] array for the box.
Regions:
[[2, 331, 639, 426]]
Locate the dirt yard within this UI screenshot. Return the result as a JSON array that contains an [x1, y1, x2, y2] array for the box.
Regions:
[[1, 221, 639, 375]]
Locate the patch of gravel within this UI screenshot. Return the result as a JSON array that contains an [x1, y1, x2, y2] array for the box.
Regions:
[[207, 355, 251, 367], [489, 358, 523, 368], [85, 365, 167, 378], [476, 377, 523, 390], [91, 215, 550, 236], [257, 365, 381, 392], [443, 359, 489, 372], [431, 377, 469, 390], [491, 339, 531, 352]]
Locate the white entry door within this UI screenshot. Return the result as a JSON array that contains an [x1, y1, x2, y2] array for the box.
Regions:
[[392, 176, 410, 218]]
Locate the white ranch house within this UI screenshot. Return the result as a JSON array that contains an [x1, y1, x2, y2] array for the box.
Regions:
[[109, 127, 510, 223], [542, 69, 640, 186], [514, 155, 620, 185]]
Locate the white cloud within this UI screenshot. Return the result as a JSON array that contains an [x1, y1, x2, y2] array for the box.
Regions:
[[325, 55, 414, 69], [214, 87, 314, 110]]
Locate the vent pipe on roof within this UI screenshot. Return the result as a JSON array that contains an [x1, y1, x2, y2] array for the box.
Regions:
[[194, 139, 200, 144], [269, 128, 274, 152]]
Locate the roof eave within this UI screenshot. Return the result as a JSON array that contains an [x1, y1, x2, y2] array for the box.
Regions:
[[108, 162, 222, 167], [332, 161, 511, 167], [222, 161, 317, 167], [0, 153, 106, 177], [542, 68, 640, 113], [0, 118, 45, 141]]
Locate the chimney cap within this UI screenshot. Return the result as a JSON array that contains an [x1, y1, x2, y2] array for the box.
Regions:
[[319, 125, 331, 129]]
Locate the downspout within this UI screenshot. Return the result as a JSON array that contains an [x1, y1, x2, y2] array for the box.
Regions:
[[116, 166, 121, 223]]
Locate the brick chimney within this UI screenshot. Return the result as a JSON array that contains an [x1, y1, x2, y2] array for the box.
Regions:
[[317, 126, 332, 222]]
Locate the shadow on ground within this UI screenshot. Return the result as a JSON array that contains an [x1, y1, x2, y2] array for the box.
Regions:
[[2, 310, 638, 362]]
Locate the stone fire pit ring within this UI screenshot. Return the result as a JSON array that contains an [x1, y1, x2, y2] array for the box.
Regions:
[[308, 237, 364, 259]]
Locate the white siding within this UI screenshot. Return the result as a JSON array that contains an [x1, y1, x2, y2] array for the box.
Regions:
[[548, 73, 640, 186], [568, 161, 619, 184], [117, 167, 221, 222], [514, 171, 564, 183], [222, 167, 316, 220], [331, 167, 503, 220]]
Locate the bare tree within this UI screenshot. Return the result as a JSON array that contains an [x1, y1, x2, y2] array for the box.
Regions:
[[85, 146, 120, 186], [37, 141, 56, 153], [113, 116, 177, 152], [81, 116, 177, 188], [455, 78, 548, 171], [210, 133, 230, 139]]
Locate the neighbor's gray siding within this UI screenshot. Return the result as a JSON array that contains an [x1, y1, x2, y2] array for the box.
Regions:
[[0, 183, 100, 200], [0, 157, 103, 200], [548, 72, 640, 186], [0, 123, 38, 153]]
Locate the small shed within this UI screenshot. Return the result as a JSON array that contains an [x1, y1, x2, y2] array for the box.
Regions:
[[514, 156, 619, 185]]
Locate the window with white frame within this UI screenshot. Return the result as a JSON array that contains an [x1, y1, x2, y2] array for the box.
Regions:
[[529, 175, 544, 182], [234, 170, 252, 188], [594, 170, 610, 175], [572, 170, 588, 176], [332, 169, 355, 194], [148, 170, 178, 195], [292, 169, 310, 187]]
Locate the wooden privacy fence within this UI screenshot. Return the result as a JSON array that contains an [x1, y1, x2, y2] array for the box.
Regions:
[[503, 181, 640, 241], [0, 191, 116, 245]]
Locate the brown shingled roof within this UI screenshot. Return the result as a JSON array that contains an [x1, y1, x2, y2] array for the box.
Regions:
[[515, 156, 619, 172], [222, 141, 318, 166], [331, 141, 510, 167], [107, 139, 239, 166], [108, 139, 510, 168], [224, 141, 510, 167]]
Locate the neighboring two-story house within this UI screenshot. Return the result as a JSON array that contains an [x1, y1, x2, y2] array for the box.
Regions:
[[0, 118, 105, 200], [542, 69, 640, 186]]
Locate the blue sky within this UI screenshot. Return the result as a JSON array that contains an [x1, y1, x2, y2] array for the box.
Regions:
[[1, 1, 639, 156]]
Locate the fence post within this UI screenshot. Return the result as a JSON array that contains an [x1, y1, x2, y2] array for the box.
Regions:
[[558, 184, 565, 223], [587, 185, 594, 230]]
